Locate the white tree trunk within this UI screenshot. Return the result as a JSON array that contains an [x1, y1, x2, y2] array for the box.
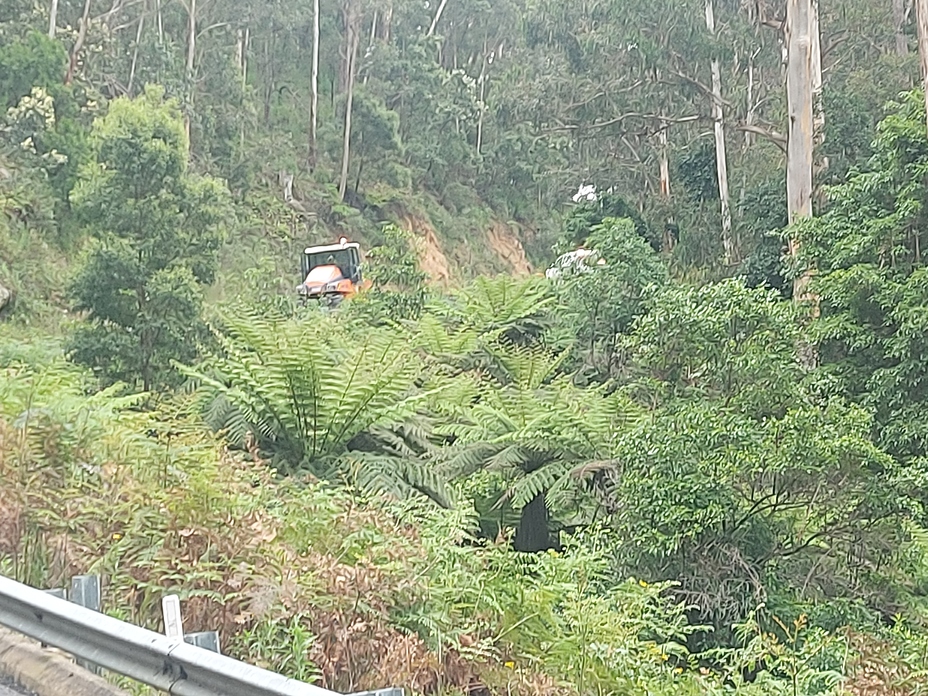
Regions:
[[745, 49, 758, 147], [185, 0, 197, 143], [127, 7, 145, 95], [156, 0, 163, 43], [658, 124, 671, 199], [786, 0, 815, 300], [705, 0, 734, 264], [186, 0, 196, 77], [810, 0, 826, 173], [339, 0, 360, 201], [476, 39, 488, 155], [48, 0, 59, 38], [242, 27, 250, 90], [310, 0, 320, 167], [427, 0, 449, 37], [918, 0, 928, 134]]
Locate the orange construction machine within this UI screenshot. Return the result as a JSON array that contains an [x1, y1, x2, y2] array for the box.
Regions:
[[296, 237, 371, 307]]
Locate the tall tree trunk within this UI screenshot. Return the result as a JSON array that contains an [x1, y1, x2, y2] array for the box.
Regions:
[[48, 0, 59, 38], [918, 0, 928, 134], [186, 0, 196, 77], [309, 0, 320, 168], [476, 39, 488, 155], [127, 6, 145, 95], [658, 119, 676, 253], [237, 27, 248, 150], [339, 0, 361, 201], [65, 0, 93, 84], [786, 0, 815, 300], [381, 0, 393, 42], [184, 0, 197, 143], [427, 0, 449, 37], [658, 123, 671, 199], [156, 0, 163, 43], [896, 0, 910, 56], [706, 0, 734, 264], [810, 0, 826, 175]]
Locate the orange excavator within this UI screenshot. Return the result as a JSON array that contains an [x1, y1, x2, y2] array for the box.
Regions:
[[296, 237, 371, 307]]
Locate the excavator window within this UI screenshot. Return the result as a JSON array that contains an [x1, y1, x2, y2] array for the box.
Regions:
[[302, 247, 361, 282]]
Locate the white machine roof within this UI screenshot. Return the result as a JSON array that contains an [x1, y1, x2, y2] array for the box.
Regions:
[[303, 240, 361, 255]]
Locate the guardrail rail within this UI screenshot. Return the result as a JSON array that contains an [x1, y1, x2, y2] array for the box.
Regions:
[[0, 574, 402, 696]]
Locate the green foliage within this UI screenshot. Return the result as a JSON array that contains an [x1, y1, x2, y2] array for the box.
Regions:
[[794, 90, 928, 466], [67, 86, 231, 390], [6, 2, 928, 694], [608, 279, 908, 641], [553, 217, 669, 383], [561, 191, 656, 253], [182, 306, 446, 503], [625, 279, 801, 414], [0, 30, 67, 109], [434, 340, 639, 551], [348, 223, 428, 324]]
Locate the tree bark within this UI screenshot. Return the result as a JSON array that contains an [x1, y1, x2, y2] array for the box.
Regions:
[[745, 50, 757, 147], [918, 0, 928, 135], [186, 0, 196, 77], [811, 0, 826, 173], [339, 0, 361, 201], [896, 0, 910, 56], [514, 492, 555, 553], [156, 0, 163, 43], [309, 0, 320, 168], [658, 121, 676, 254], [658, 122, 671, 199], [65, 0, 93, 84], [706, 0, 734, 265], [476, 39, 488, 155], [786, 0, 815, 299], [48, 0, 59, 38], [381, 0, 393, 42]]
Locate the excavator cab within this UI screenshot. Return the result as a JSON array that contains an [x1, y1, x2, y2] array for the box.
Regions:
[[297, 237, 368, 307]]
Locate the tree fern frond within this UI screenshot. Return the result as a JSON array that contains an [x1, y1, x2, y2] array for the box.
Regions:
[[504, 461, 572, 510]]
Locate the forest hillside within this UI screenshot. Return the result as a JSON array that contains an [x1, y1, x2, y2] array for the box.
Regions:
[[4, 0, 928, 694]]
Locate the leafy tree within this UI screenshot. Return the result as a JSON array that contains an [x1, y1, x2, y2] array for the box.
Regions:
[[67, 86, 230, 390], [560, 191, 656, 253], [554, 217, 669, 383], [625, 279, 802, 415], [347, 222, 428, 324], [0, 30, 66, 109], [0, 31, 93, 212], [795, 90, 928, 465], [612, 279, 908, 642]]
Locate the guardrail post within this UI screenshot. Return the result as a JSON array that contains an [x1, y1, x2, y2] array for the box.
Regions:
[[69, 575, 102, 674], [69, 575, 102, 675], [184, 631, 221, 654], [161, 594, 184, 639], [69, 575, 100, 611]]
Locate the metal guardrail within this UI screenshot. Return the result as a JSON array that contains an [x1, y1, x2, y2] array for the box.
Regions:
[[0, 575, 402, 696]]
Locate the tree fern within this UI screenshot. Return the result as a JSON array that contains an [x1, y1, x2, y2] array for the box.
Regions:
[[434, 339, 641, 550], [180, 306, 445, 504]]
